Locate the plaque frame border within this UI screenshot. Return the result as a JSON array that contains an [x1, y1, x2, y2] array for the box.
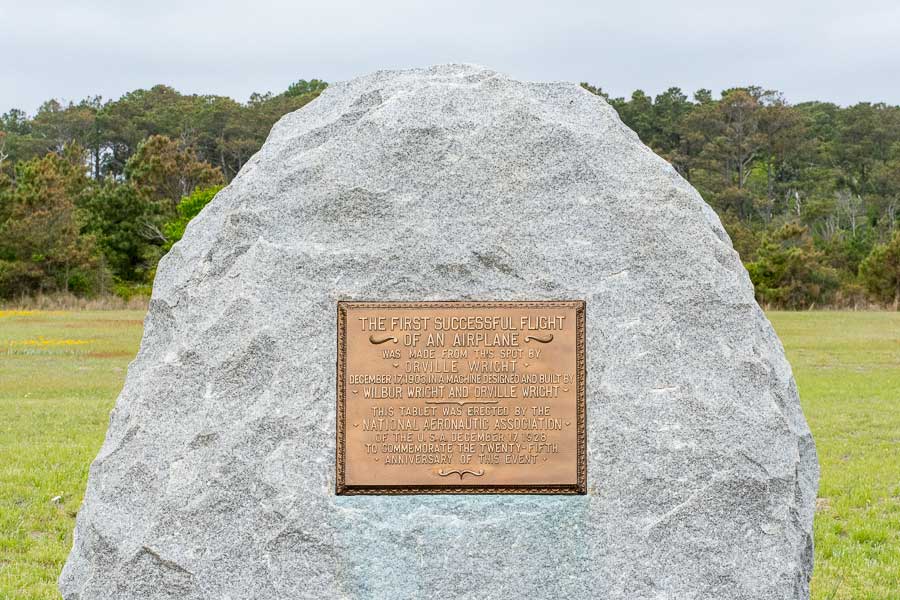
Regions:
[[335, 300, 587, 495]]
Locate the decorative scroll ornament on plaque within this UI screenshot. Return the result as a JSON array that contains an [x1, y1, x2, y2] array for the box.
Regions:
[[336, 301, 586, 494]]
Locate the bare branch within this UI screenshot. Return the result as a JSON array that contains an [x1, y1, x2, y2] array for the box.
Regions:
[[138, 218, 168, 244]]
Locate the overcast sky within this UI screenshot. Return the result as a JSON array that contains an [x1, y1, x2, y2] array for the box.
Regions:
[[2, 0, 899, 115]]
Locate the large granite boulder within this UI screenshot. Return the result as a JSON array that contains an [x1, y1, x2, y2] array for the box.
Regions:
[[60, 64, 818, 599]]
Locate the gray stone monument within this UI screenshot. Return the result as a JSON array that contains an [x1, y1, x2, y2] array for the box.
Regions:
[[60, 64, 818, 599]]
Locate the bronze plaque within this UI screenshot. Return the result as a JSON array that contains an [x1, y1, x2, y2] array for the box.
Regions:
[[336, 301, 586, 494]]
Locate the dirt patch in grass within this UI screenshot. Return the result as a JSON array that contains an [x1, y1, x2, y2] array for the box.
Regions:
[[63, 319, 144, 328], [85, 350, 135, 358]]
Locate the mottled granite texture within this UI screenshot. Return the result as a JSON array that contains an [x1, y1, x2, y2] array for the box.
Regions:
[[61, 64, 818, 599]]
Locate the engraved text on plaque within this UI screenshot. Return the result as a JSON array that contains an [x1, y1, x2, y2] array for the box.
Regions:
[[336, 301, 586, 494]]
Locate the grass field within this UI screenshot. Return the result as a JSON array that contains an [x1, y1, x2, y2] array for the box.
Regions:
[[0, 310, 898, 599]]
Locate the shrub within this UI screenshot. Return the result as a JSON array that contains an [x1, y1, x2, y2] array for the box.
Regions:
[[859, 231, 900, 308], [163, 185, 223, 250], [746, 223, 839, 308]]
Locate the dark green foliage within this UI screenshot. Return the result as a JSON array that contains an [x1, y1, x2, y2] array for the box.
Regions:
[[2, 79, 324, 181], [746, 224, 839, 308], [124, 135, 224, 214], [0, 148, 102, 297], [583, 82, 900, 307], [859, 232, 900, 307], [80, 183, 159, 282], [2, 76, 900, 307], [285, 79, 328, 98], [0, 75, 325, 298], [163, 185, 224, 250]]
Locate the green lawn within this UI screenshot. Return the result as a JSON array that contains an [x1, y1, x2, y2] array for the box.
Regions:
[[0, 310, 145, 600], [769, 311, 900, 599], [0, 310, 898, 599]]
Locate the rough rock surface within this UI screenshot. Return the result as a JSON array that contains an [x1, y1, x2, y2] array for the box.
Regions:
[[60, 64, 818, 599]]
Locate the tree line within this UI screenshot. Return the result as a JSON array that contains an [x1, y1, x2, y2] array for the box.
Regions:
[[581, 83, 900, 308], [0, 80, 325, 299], [1, 78, 898, 307]]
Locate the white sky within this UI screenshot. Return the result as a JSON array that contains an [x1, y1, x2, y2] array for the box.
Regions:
[[2, 0, 899, 115]]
